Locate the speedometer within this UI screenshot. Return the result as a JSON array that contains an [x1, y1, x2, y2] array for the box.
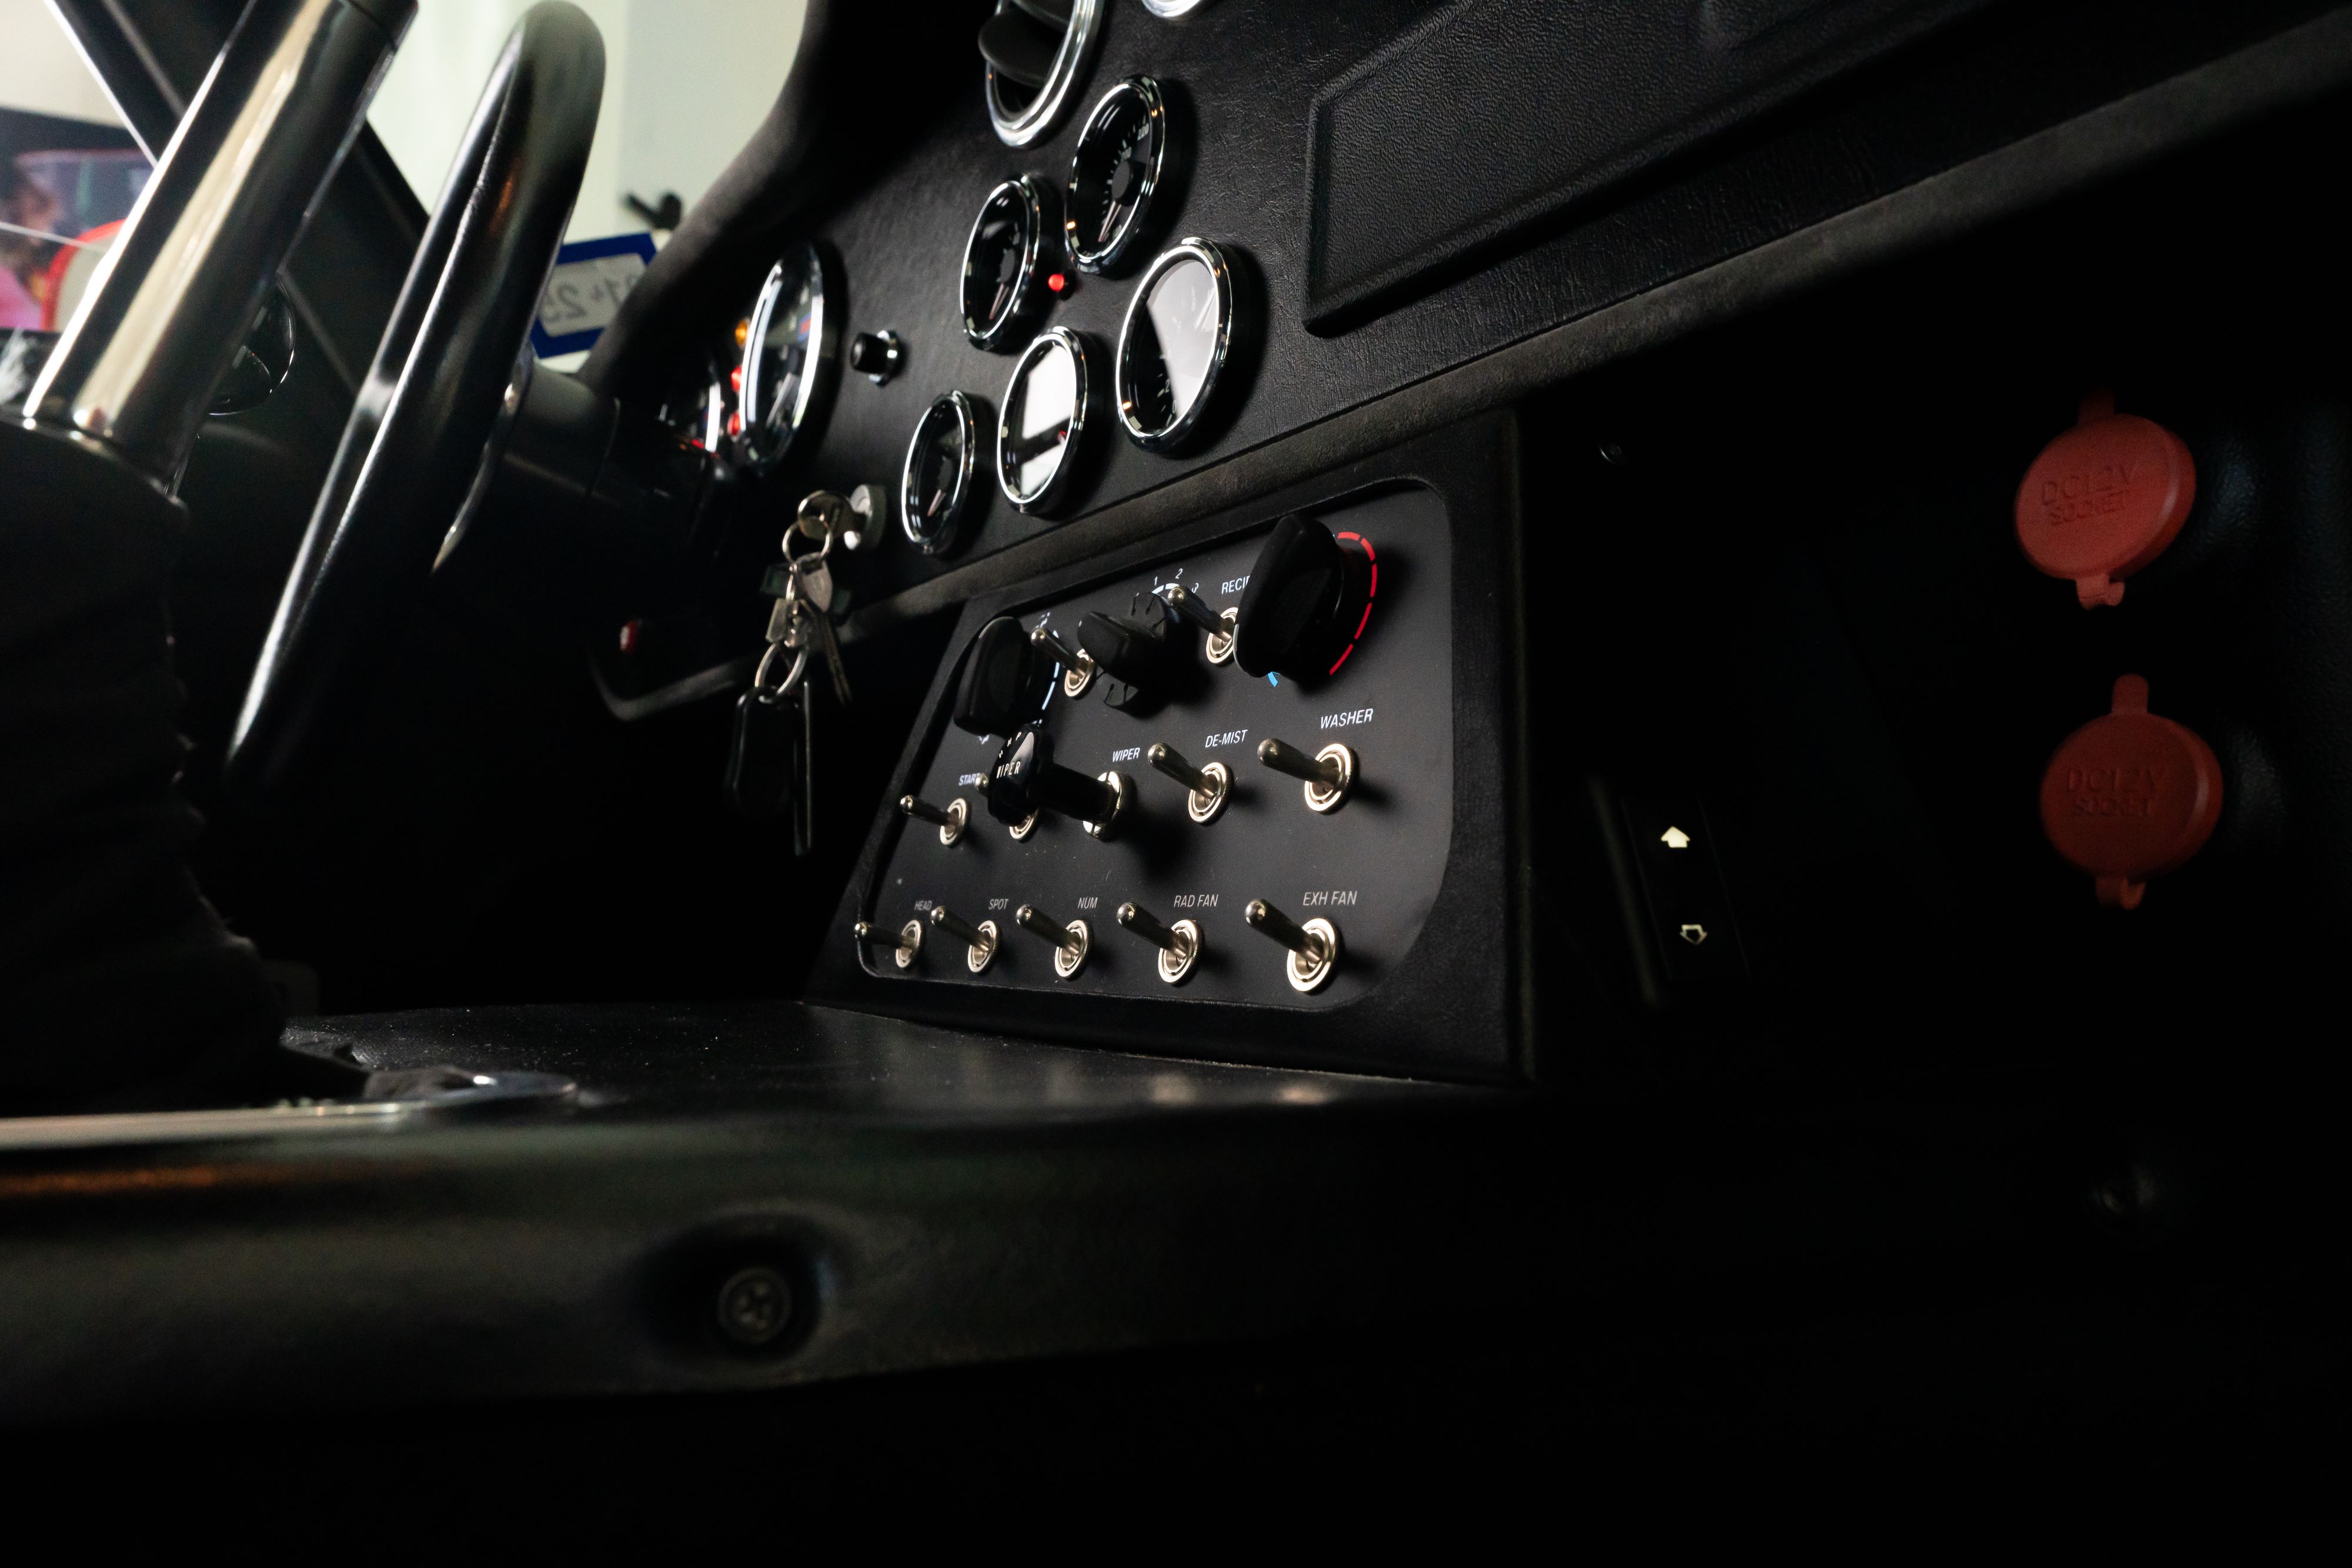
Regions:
[[739, 242, 838, 471]]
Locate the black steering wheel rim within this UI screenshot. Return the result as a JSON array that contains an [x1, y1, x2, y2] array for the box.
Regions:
[[227, 2, 603, 799]]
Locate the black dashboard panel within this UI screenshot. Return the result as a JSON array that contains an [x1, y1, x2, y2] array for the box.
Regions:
[[810, 414, 1524, 1082], [861, 486, 1454, 1011], [763, 0, 2337, 613]]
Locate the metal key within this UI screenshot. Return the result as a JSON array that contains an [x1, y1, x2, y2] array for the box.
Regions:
[[791, 553, 854, 708]]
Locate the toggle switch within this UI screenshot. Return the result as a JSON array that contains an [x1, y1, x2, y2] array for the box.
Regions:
[[853, 918, 923, 969], [1147, 742, 1230, 824], [1015, 903, 1091, 978], [987, 728, 1131, 839], [1258, 737, 1356, 813], [2039, 674, 2222, 909], [928, 905, 999, 972], [900, 794, 967, 845], [1244, 898, 1341, 993], [1117, 901, 1201, 984], [1158, 583, 1239, 667], [1031, 624, 1098, 698]]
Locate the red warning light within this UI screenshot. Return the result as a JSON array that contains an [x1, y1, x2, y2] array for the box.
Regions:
[[1047, 272, 1068, 295]]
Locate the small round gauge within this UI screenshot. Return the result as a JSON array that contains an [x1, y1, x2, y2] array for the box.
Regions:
[[1065, 77, 1168, 275], [1115, 238, 1235, 452], [657, 349, 734, 455], [739, 242, 838, 470], [901, 391, 983, 555], [997, 327, 1091, 513], [961, 176, 1058, 352]]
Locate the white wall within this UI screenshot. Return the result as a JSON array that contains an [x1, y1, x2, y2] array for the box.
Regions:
[[369, 0, 804, 245], [0, 0, 127, 126]]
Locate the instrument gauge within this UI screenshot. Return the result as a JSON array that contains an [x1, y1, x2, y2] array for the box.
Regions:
[[961, 176, 1058, 352], [658, 351, 734, 456], [740, 242, 838, 471], [1065, 77, 1169, 275], [1114, 238, 1236, 453], [901, 391, 983, 555], [997, 327, 1091, 514]]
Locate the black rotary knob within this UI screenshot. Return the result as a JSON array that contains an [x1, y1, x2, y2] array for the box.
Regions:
[[1077, 594, 1192, 711], [1233, 513, 1369, 682], [954, 616, 1053, 737], [987, 727, 1125, 833]]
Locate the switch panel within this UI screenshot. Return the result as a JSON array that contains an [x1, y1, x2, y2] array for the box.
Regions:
[[856, 486, 1454, 1008]]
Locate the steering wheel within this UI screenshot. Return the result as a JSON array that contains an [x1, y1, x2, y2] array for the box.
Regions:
[[226, 3, 603, 798]]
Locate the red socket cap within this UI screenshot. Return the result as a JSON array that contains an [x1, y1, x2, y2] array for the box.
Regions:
[[2039, 675, 2222, 910], [2015, 393, 2196, 609]]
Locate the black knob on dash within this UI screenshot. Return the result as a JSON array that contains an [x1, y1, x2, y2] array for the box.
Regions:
[[987, 728, 1131, 838], [1077, 596, 1192, 711], [954, 616, 1053, 737], [1234, 513, 1370, 683]]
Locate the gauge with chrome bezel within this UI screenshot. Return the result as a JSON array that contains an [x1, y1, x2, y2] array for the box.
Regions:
[[1065, 76, 1170, 276], [1114, 238, 1235, 453], [901, 390, 983, 555], [739, 242, 838, 471], [961, 176, 1059, 352], [997, 326, 1091, 514]]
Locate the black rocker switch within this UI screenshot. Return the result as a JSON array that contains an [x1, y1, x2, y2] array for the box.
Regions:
[[987, 728, 1132, 838], [1078, 596, 1192, 713], [1234, 513, 1368, 682], [954, 616, 1052, 737]]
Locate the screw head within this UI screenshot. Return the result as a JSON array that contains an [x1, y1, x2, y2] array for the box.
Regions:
[[715, 1265, 796, 1347]]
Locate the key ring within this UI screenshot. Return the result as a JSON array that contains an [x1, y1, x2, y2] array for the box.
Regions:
[[751, 640, 810, 705]]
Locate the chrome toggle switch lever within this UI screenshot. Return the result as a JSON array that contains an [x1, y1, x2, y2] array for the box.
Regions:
[[1117, 900, 1201, 985], [1031, 624, 1098, 698], [1258, 737, 1356, 813], [1015, 903, 1091, 978], [1244, 898, 1341, 993], [853, 918, 923, 969], [900, 794, 967, 845], [929, 905, 999, 974], [1158, 583, 1238, 666], [987, 728, 1131, 840], [1147, 742, 1230, 824]]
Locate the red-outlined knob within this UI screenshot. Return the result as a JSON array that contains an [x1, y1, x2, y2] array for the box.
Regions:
[[2015, 392, 2196, 609], [2039, 675, 2222, 909]]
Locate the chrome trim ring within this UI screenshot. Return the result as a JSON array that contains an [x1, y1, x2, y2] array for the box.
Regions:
[[900, 390, 981, 556], [1186, 759, 1230, 825], [1009, 809, 1040, 841], [1288, 918, 1341, 994], [738, 242, 836, 472], [997, 326, 1091, 513], [1065, 76, 1168, 275], [1141, 0, 1214, 15], [1114, 238, 1236, 453], [970, 920, 1000, 974], [1304, 741, 1356, 813], [987, 0, 1107, 148], [1053, 919, 1091, 980], [1159, 919, 1201, 985], [961, 176, 1053, 351]]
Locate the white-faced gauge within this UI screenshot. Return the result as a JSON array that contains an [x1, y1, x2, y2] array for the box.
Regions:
[[961, 176, 1058, 352], [901, 391, 982, 555], [738, 242, 838, 472], [1114, 238, 1235, 452], [1064, 76, 1168, 275], [997, 326, 1091, 513]]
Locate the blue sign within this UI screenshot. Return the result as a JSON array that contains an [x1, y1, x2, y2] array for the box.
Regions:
[[530, 231, 658, 357]]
